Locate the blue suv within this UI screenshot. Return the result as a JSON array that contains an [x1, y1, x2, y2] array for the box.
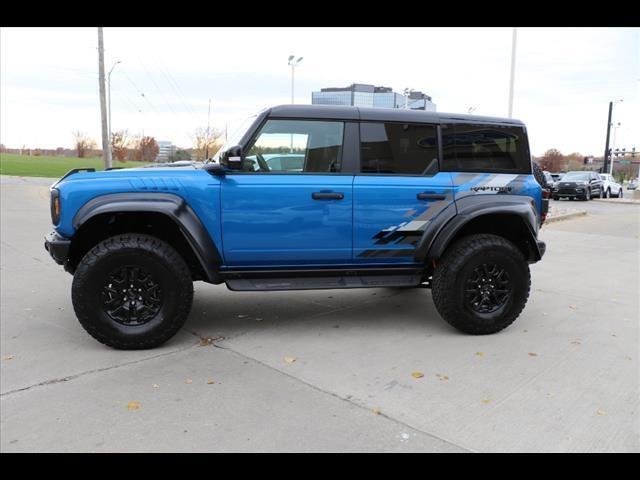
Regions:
[[45, 105, 547, 349]]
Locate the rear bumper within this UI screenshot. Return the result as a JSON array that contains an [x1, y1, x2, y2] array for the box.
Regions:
[[44, 231, 70, 265]]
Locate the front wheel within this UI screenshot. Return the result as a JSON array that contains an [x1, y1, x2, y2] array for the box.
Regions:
[[71, 234, 194, 349], [605, 189, 610, 198], [431, 234, 531, 335]]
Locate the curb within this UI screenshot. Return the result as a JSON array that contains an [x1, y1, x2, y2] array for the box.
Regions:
[[592, 199, 640, 205], [545, 211, 587, 224]]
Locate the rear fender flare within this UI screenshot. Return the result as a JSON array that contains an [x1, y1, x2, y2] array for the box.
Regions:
[[418, 195, 542, 263]]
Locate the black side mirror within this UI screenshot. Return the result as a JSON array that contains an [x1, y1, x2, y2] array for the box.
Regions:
[[220, 145, 243, 171], [203, 162, 226, 176]]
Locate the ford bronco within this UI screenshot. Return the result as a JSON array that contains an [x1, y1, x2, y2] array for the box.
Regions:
[[45, 105, 547, 349]]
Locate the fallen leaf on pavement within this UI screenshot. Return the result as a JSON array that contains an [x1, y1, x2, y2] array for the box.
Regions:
[[475, 352, 485, 357], [569, 305, 577, 310], [2, 355, 15, 361], [611, 333, 617, 337], [207, 380, 215, 385], [284, 356, 297, 364], [372, 408, 381, 415], [481, 398, 492, 404], [411, 371, 424, 379], [596, 409, 607, 416], [624, 356, 632, 361], [127, 401, 141, 410], [152, 384, 159, 388], [436, 374, 449, 381], [528, 352, 538, 357], [185, 378, 193, 384]]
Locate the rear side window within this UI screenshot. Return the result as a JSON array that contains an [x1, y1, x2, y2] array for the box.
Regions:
[[360, 122, 438, 175], [441, 123, 531, 173]]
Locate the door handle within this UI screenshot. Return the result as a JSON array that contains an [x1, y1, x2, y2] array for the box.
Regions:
[[417, 193, 446, 200], [312, 192, 344, 200]]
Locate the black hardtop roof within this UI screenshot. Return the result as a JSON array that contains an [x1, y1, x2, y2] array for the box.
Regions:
[[267, 104, 524, 126]]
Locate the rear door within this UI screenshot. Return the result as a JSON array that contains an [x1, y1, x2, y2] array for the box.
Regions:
[[220, 118, 354, 267], [353, 121, 455, 263]]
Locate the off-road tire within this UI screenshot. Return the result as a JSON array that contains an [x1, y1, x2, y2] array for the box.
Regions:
[[431, 234, 530, 335], [72, 234, 193, 349]]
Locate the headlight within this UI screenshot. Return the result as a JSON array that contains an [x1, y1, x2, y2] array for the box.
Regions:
[[50, 188, 60, 224]]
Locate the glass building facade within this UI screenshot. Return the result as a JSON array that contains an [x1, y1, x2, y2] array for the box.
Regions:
[[311, 84, 436, 111]]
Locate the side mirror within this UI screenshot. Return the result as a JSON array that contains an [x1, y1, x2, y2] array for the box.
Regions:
[[220, 145, 243, 171], [203, 162, 226, 176]]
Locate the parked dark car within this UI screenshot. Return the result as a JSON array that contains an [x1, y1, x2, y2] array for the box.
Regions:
[[552, 171, 604, 201]]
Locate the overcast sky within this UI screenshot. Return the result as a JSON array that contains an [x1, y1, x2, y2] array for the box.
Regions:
[[1, 27, 638, 156]]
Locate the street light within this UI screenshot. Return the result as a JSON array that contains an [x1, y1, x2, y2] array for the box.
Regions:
[[468, 106, 477, 114], [604, 98, 623, 173], [288, 55, 303, 104], [107, 60, 122, 155], [611, 122, 621, 175]]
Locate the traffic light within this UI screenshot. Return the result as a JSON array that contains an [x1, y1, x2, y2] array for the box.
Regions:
[[632, 147, 636, 158]]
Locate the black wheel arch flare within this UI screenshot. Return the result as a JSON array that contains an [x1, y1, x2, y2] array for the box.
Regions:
[[72, 192, 223, 283]]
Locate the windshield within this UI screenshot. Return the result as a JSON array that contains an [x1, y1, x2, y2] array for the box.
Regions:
[[211, 114, 258, 163], [562, 172, 591, 181]]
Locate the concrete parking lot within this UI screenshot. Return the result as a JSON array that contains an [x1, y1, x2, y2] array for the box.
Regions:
[[1, 175, 638, 452]]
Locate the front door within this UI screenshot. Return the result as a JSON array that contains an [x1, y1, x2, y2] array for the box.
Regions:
[[353, 121, 455, 263], [221, 118, 353, 268]]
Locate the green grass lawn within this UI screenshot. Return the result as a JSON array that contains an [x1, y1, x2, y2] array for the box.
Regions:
[[0, 153, 149, 178]]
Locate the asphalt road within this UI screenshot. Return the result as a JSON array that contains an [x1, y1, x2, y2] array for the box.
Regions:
[[1, 176, 638, 452]]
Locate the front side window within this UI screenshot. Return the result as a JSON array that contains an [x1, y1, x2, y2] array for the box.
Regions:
[[441, 124, 530, 173], [360, 122, 438, 174], [244, 119, 344, 173]]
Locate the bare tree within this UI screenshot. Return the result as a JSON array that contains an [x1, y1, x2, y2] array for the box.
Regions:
[[111, 130, 130, 162], [193, 127, 224, 161], [132, 136, 159, 163], [72, 130, 97, 158]]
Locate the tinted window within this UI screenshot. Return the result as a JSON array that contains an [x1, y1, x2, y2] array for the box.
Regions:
[[245, 119, 344, 173], [360, 122, 438, 174], [441, 124, 530, 173]]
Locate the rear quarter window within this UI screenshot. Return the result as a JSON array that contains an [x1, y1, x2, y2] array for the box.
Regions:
[[441, 123, 531, 174]]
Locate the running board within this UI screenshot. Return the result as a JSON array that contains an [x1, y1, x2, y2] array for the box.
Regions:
[[220, 267, 424, 291]]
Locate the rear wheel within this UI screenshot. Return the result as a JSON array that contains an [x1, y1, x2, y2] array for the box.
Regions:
[[431, 234, 530, 335], [71, 234, 194, 349], [605, 188, 611, 198], [618, 189, 623, 198]]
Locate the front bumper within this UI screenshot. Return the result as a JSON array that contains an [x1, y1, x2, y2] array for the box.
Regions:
[[44, 231, 71, 265], [553, 187, 587, 197]]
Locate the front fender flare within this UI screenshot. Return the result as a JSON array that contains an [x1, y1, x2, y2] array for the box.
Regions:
[[73, 192, 222, 283]]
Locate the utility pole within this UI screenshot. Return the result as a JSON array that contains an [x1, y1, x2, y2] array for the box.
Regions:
[[205, 98, 211, 159], [508, 27, 517, 118], [97, 27, 112, 170], [107, 60, 122, 159], [603, 101, 613, 174]]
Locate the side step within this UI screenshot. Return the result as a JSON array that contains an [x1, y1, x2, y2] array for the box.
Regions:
[[220, 267, 425, 292]]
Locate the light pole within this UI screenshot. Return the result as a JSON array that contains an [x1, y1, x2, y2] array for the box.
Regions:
[[508, 27, 517, 118], [107, 60, 122, 158], [611, 122, 621, 175], [604, 99, 623, 174], [288, 55, 303, 104]]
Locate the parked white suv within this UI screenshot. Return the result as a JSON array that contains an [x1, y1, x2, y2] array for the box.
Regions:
[[599, 174, 623, 198]]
